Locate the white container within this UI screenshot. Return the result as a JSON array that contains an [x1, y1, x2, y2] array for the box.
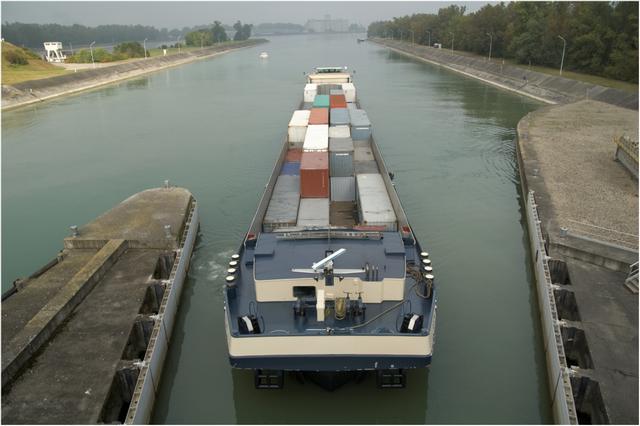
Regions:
[[328, 125, 351, 139], [303, 125, 329, 152], [341, 82, 356, 102], [288, 110, 310, 144], [331, 177, 355, 202], [297, 198, 330, 228], [356, 173, 397, 231], [304, 83, 318, 103]]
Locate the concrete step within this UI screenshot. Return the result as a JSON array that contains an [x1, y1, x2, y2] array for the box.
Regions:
[[624, 275, 638, 294]]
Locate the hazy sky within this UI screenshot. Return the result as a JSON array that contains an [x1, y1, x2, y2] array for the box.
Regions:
[[2, 1, 491, 28]]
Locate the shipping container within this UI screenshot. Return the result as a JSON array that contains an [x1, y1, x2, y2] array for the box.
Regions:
[[308, 108, 329, 125], [317, 84, 342, 95], [330, 94, 347, 109], [302, 102, 313, 110], [328, 125, 351, 139], [354, 146, 375, 162], [347, 102, 358, 111], [286, 149, 303, 162], [331, 176, 356, 202], [329, 137, 354, 152], [303, 125, 329, 152], [330, 201, 356, 228], [281, 161, 300, 176], [300, 152, 329, 198], [354, 160, 379, 174], [330, 151, 354, 177], [297, 198, 330, 228], [330, 89, 345, 95], [313, 94, 330, 108], [355, 173, 397, 231], [288, 110, 310, 144], [349, 109, 372, 141], [304, 83, 317, 103], [263, 175, 300, 232], [329, 108, 350, 126], [341, 83, 357, 102]]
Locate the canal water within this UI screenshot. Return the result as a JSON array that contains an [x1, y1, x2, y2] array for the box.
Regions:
[[2, 33, 550, 423]]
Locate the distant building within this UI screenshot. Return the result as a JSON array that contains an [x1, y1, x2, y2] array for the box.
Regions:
[[305, 14, 349, 33]]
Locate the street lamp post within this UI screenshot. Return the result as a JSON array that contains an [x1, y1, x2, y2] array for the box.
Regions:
[[408, 30, 414, 44], [450, 32, 454, 52], [426, 30, 431, 47], [558, 35, 566, 76], [487, 32, 493, 61], [143, 38, 148, 58], [177, 36, 181, 53], [89, 41, 95, 68], [200, 32, 204, 49]]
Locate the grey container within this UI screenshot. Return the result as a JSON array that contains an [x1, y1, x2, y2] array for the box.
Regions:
[[354, 146, 375, 162], [297, 198, 330, 228], [354, 160, 379, 174], [330, 108, 350, 126], [347, 102, 358, 111], [302, 102, 313, 110], [330, 151, 354, 177], [317, 84, 342, 95], [329, 137, 354, 152], [330, 89, 345, 95], [355, 173, 397, 231], [263, 175, 300, 232], [331, 177, 356, 202], [349, 109, 372, 141]]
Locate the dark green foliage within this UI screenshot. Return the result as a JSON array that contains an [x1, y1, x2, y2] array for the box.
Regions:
[[66, 48, 114, 63], [185, 21, 229, 47], [113, 41, 145, 58], [3, 49, 29, 65], [368, 1, 638, 83], [233, 21, 252, 41]]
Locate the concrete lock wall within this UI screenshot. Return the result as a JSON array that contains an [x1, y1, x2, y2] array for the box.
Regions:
[[125, 200, 200, 424], [373, 39, 638, 110]]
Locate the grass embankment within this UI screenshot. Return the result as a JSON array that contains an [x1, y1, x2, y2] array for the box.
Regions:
[[423, 44, 638, 94], [386, 39, 638, 94], [1, 41, 69, 85]]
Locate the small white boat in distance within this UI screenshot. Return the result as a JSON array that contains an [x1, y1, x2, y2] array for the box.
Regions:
[[259, 52, 269, 59]]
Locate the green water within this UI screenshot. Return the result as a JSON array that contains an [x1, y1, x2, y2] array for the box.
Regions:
[[2, 34, 550, 423]]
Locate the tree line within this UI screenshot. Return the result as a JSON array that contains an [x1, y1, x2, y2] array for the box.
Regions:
[[184, 20, 251, 47], [367, 2, 638, 83]]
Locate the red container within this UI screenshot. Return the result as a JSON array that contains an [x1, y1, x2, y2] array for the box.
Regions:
[[300, 152, 329, 198], [308, 108, 329, 125], [330, 94, 347, 109], [286, 149, 303, 162]]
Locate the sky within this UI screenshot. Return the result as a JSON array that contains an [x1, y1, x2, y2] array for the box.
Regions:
[[1, 1, 491, 28]]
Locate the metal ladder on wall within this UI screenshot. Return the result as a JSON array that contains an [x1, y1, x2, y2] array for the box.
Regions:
[[624, 261, 639, 294]]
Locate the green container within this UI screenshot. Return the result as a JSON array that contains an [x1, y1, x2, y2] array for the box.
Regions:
[[313, 94, 330, 108]]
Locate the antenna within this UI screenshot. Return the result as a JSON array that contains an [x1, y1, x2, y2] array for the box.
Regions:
[[291, 248, 364, 275]]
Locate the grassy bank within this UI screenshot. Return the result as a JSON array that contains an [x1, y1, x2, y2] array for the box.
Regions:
[[398, 41, 639, 94], [2, 42, 69, 85]]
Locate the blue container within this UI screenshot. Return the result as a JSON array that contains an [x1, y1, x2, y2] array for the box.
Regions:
[[330, 108, 350, 126], [281, 161, 300, 176]]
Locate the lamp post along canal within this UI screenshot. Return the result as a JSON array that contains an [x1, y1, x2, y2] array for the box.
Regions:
[[450, 32, 454, 52], [487, 33, 493, 61], [426, 30, 431, 47], [558, 35, 566, 76], [89, 41, 95, 68], [143, 38, 148, 58]]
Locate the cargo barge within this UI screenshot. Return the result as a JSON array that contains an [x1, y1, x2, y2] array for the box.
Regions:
[[224, 67, 436, 389]]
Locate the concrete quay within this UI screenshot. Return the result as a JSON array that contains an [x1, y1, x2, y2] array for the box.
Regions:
[[2, 186, 199, 424], [517, 100, 638, 424]]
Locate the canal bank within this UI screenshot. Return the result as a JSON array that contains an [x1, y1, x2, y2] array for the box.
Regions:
[[1, 39, 267, 111], [371, 38, 638, 110], [1, 185, 199, 424], [516, 100, 638, 424]]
